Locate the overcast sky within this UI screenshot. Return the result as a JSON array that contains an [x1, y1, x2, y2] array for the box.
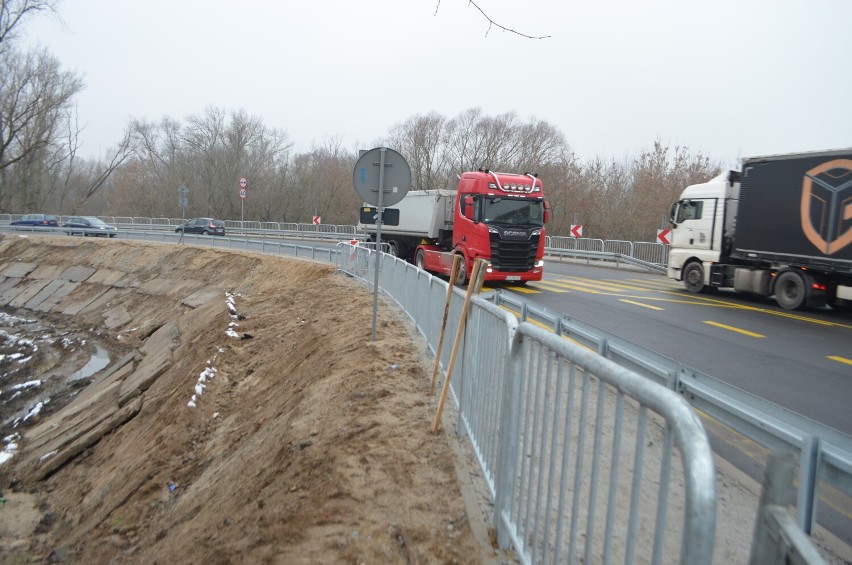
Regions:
[[22, 0, 851, 166]]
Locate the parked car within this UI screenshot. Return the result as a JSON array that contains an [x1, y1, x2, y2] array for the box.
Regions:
[[175, 218, 226, 236], [62, 216, 118, 237], [11, 214, 59, 228]]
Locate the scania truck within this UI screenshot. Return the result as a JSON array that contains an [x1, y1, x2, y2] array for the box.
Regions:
[[361, 170, 550, 284], [667, 148, 852, 310]]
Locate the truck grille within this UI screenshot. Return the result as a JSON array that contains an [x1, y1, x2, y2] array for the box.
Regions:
[[489, 233, 540, 271]]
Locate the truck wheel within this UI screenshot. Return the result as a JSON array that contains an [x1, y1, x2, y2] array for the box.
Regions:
[[454, 254, 467, 286], [775, 271, 806, 310], [683, 262, 705, 293], [387, 240, 399, 257], [415, 249, 425, 270]]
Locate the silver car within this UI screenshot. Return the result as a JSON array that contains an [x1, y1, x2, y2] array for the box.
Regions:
[[63, 216, 118, 238]]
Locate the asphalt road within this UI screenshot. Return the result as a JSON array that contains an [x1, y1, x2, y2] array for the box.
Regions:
[[488, 260, 852, 548], [490, 260, 852, 437]]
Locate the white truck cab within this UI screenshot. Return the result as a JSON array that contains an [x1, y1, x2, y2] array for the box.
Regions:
[[667, 171, 740, 292]]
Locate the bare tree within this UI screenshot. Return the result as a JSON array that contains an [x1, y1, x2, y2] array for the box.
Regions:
[[0, 0, 56, 51], [385, 112, 451, 190], [0, 46, 83, 210]]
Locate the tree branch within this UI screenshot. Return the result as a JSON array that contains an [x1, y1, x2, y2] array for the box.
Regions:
[[435, 0, 551, 39]]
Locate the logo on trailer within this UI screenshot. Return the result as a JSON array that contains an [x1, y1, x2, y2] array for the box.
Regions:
[[800, 159, 852, 255]]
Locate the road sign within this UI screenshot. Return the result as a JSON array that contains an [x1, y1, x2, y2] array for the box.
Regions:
[[312, 216, 321, 225], [352, 147, 411, 207], [570, 224, 583, 238], [178, 185, 189, 208], [239, 177, 247, 188], [657, 228, 671, 245], [239, 188, 247, 199]]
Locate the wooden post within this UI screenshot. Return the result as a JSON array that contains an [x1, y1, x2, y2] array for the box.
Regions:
[[432, 258, 486, 434], [429, 254, 461, 396]]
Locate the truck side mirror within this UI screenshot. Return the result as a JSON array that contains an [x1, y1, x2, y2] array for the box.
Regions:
[[463, 196, 475, 221], [669, 202, 679, 226], [543, 201, 551, 224]]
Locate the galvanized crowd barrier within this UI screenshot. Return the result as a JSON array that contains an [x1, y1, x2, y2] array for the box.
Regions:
[[337, 244, 718, 564]]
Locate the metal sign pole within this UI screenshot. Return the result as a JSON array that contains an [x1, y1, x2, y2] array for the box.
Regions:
[[371, 148, 387, 342]]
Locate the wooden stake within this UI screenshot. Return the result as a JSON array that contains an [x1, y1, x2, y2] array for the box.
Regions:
[[429, 254, 461, 396], [432, 258, 486, 434]]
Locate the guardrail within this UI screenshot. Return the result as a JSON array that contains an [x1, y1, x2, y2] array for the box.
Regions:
[[0, 215, 665, 260], [489, 289, 852, 543], [0, 223, 838, 561]]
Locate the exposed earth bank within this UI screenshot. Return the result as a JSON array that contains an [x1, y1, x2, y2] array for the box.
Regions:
[[0, 235, 495, 564]]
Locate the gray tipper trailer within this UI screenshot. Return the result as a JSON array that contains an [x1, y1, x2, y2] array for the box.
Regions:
[[667, 148, 852, 310], [359, 190, 455, 261]]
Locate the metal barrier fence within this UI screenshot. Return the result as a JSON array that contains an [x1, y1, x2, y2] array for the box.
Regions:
[[0, 215, 664, 263], [0, 223, 837, 562], [337, 244, 717, 564]]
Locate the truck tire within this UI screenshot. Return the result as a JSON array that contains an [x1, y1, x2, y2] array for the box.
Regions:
[[415, 249, 425, 270], [774, 271, 807, 310], [454, 253, 467, 286], [388, 240, 399, 257], [683, 262, 705, 293]]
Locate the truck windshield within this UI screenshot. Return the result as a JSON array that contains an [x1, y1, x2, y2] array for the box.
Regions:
[[482, 197, 544, 226]]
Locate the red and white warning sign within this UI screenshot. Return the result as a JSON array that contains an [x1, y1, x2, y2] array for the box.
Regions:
[[657, 228, 671, 245], [312, 216, 321, 225], [570, 224, 583, 238]]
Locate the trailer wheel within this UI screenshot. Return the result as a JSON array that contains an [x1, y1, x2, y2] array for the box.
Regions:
[[775, 271, 807, 310], [415, 249, 425, 270], [683, 262, 705, 293]]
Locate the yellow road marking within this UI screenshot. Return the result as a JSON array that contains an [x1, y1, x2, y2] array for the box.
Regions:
[[555, 277, 633, 292], [704, 321, 765, 338], [619, 299, 664, 311], [528, 281, 570, 293], [510, 285, 540, 294], [828, 356, 852, 366]]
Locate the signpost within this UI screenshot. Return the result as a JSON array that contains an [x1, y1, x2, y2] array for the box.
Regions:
[[657, 228, 671, 245], [238, 177, 247, 225], [570, 224, 583, 238], [352, 147, 411, 341], [178, 185, 189, 219]]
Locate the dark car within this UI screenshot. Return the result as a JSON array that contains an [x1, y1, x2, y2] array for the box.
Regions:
[[175, 217, 226, 236], [11, 214, 59, 228], [62, 216, 118, 237]]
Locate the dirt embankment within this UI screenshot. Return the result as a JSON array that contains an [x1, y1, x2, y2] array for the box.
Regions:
[[0, 235, 495, 564]]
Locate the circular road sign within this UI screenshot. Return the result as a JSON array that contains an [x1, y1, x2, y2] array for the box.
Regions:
[[239, 188, 247, 199], [239, 177, 247, 188], [352, 147, 411, 207]]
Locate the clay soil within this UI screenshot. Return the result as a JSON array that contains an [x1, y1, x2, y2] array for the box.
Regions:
[[0, 236, 496, 564]]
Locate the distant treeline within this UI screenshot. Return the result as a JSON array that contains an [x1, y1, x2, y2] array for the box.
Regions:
[[0, 1, 722, 241]]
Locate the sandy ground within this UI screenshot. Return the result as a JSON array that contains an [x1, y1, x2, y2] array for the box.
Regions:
[[0, 235, 848, 565], [0, 236, 498, 564]]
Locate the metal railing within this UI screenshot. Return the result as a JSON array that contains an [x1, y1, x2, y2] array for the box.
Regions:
[[1, 221, 839, 562], [0, 215, 665, 260], [337, 245, 717, 564]]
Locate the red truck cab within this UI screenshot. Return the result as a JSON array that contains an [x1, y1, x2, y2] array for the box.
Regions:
[[419, 170, 550, 284]]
